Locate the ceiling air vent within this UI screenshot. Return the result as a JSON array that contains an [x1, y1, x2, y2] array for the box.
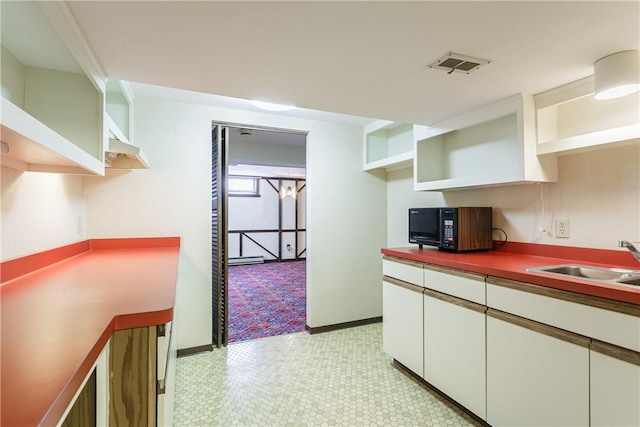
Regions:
[[429, 52, 491, 75]]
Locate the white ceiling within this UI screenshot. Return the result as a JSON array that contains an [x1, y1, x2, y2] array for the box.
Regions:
[[4, 2, 639, 127], [64, 1, 640, 127]]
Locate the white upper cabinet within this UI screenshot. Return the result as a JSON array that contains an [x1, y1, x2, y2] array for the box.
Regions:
[[363, 120, 420, 171], [0, 1, 105, 175], [413, 94, 558, 191], [103, 79, 149, 170], [535, 77, 640, 155], [106, 79, 134, 144]]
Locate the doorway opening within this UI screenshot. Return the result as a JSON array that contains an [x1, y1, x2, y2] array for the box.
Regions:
[[212, 124, 307, 346]]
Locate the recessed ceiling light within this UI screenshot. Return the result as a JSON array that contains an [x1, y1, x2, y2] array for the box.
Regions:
[[252, 100, 296, 111]]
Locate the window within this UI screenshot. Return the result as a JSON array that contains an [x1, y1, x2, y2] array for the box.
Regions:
[[229, 176, 260, 197]]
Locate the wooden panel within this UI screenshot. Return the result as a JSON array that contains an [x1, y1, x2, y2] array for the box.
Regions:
[[61, 369, 96, 427], [455, 207, 493, 252], [109, 327, 157, 427]]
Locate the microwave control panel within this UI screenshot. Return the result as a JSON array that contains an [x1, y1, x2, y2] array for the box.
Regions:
[[443, 219, 454, 242]]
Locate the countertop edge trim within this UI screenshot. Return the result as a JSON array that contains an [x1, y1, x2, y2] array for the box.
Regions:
[[38, 309, 175, 426], [381, 248, 640, 306], [40, 321, 115, 426]]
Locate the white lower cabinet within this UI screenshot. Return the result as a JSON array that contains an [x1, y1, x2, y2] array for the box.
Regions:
[[590, 346, 640, 427], [423, 291, 486, 420], [486, 312, 590, 427], [383, 257, 640, 427], [383, 278, 423, 376]]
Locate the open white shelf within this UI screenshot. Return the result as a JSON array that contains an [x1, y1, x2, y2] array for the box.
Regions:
[[1, 97, 104, 175], [363, 120, 415, 171], [106, 79, 134, 143], [414, 94, 557, 191], [535, 77, 640, 156], [0, 1, 108, 175]]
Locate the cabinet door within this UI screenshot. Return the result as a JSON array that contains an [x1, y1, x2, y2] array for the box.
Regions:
[[61, 369, 96, 427], [383, 278, 423, 376], [424, 292, 486, 420], [486, 312, 589, 427], [110, 326, 157, 426], [590, 346, 640, 427]]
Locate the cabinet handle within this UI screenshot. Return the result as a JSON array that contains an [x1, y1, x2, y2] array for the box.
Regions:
[[157, 324, 166, 337], [383, 276, 424, 294], [487, 308, 590, 348], [423, 288, 486, 314], [591, 339, 640, 366]]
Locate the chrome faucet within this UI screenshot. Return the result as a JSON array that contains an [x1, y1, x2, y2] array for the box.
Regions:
[[618, 240, 640, 263]]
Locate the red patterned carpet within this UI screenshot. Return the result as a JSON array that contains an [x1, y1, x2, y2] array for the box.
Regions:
[[228, 261, 306, 343]]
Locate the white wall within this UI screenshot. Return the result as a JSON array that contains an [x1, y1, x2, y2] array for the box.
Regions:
[[387, 143, 640, 250], [1, 167, 85, 260], [84, 97, 387, 350]]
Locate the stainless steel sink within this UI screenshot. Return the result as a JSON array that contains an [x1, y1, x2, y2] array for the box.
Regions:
[[618, 277, 640, 287], [527, 264, 640, 288]]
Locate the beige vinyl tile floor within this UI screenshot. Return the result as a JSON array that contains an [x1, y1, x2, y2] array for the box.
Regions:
[[173, 323, 480, 427]]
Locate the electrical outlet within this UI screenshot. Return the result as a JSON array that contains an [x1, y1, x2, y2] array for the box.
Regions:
[[556, 219, 570, 238]]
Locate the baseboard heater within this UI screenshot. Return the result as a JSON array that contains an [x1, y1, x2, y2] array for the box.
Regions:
[[228, 256, 264, 266]]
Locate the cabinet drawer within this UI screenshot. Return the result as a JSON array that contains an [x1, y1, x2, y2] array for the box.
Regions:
[[424, 265, 485, 304], [383, 257, 423, 287], [487, 278, 640, 352]]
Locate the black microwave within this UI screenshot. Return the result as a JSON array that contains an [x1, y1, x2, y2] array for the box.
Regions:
[[409, 207, 493, 252]]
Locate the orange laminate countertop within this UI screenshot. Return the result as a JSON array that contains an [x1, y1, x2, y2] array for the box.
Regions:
[[0, 237, 181, 427], [382, 242, 640, 306]]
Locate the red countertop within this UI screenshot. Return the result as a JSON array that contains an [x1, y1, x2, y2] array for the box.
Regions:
[[382, 242, 640, 305], [0, 237, 181, 427]]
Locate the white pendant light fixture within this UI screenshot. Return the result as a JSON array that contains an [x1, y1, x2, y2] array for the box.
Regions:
[[594, 50, 640, 100], [252, 100, 296, 111]]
